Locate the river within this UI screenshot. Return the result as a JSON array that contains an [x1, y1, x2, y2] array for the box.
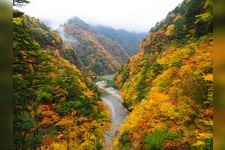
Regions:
[[96, 81, 128, 150]]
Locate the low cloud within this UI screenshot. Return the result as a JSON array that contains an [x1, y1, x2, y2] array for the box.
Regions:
[[17, 0, 183, 32]]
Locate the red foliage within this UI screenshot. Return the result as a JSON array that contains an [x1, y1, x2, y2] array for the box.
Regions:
[[42, 138, 54, 146], [133, 132, 141, 140], [202, 108, 213, 119], [168, 98, 177, 105], [53, 104, 62, 109], [126, 132, 133, 141], [148, 56, 155, 63], [57, 134, 65, 140], [164, 140, 182, 149]]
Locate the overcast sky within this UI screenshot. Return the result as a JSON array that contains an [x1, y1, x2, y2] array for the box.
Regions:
[[17, 0, 183, 32]]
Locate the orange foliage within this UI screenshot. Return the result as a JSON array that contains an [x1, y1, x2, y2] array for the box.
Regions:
[[114, 38, 213, 149], [42, 138, 54, 147], [152, 28, 165, 38], [57, 134, 65, 140], [85, 77, 92, 84]]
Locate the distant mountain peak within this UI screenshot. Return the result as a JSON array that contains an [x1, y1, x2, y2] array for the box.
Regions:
[[91, 25, 147, 55], [67, 16, 84, 24], [59, 17, 132, 75], [67, 16, 91, 31]]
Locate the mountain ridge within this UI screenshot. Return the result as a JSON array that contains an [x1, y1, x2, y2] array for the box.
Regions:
[[91, 25, 147, 55], [58, 16, 130, 75]]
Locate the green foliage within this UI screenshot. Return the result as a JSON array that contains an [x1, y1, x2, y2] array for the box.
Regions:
[[13, 12, 108, 149], [135, 75, 150, 102], [183, 0, 213, 37], [172, 16, 188, 40], [93, 25, 147, 55], [95, 75, 115, 87], [92, 59, 110, 75], [171, 61, 182, 67], [145, 129, 181, 150], [151, 63, 164, 75], [13, 9, 24, 18], [179, 73, 208, 102], [53, 101, 83, 116], [203, 137, 213, 150], [14, 111, 34, 132], [117, 65, 130, 88], [28, 25, 61, 49], [13, 0, 30, 6], [13, 13, 62, 50], [13, 110, 39, 149], [61, 17, 128, 75], [119, 130, 132, 149], [115, 0, 213, 109], [114, 0, 213, 149]]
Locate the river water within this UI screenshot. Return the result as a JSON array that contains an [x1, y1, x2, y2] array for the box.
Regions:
[[96, 81, 128, 150]]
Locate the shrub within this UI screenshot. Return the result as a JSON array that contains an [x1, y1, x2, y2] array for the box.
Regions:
[[119, 130, 132, 148], [203, 138, 213, 150], [145, 129, 181, 150], [151, 63, 164, 75]]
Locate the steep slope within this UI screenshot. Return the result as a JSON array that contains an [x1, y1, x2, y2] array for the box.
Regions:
[[13, 12, 109, 149], [114, 0, 213, 149], [17, 14, 63, 50], [14, 13, 83, 69], [92, 25, 147, 55], [59, 17, 130, 75]]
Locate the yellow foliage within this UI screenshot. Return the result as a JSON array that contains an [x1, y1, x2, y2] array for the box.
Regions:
[[173, 14, 181, 22], [114, 37, 213, 149], [192, 132, 212, 148], [13, 17, 23, 25], [158, 46, 195, 67], [192, 140, 204, 147], [151, 68, 178, 92], [165, 24, 175, 36], [203, 74, 213, 81], [48, 141, 68, 150], [149, 92, 169, 102]]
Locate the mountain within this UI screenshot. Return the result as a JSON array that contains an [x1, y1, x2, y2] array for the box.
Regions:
[[92, 25, 147, 55], [13, 12, 109, 149], [114, 0, 213, 149], [58, 17, 130, 75]]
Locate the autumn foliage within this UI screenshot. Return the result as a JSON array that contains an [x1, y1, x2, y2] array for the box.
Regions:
[[114, 0, 213, 149], [13, 13, 110, 149]]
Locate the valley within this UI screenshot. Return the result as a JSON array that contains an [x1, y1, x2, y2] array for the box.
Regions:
[[57, 16, 146, 76], [13, 0, 213, 149]]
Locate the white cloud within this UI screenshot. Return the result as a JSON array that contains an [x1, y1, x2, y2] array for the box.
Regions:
[[17, 0, 183, 32]]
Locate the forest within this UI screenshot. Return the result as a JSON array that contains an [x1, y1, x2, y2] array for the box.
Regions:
[[13, 0, 213, 149], [13, 2, 110, 149], [114, 0, 212, 149]]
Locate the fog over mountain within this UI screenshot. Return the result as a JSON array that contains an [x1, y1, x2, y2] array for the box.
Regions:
[[92, 25, 147, 55], [17, 0, 183, 32]]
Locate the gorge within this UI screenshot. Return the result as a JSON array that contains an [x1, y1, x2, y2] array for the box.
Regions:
[[13, 0, 213, 149]]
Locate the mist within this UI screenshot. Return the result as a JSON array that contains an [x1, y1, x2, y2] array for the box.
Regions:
[[17, 0, 183, 33]]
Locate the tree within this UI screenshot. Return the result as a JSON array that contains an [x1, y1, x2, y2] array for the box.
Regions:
[[13, 0, 30, 6]]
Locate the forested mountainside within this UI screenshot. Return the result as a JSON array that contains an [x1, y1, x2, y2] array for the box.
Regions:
[[13, 11, 109, 149], [58, 17, 129, 75], [114, 0, 213, 149], [91, 25, 147, 55], [14, 14, 63, 50]]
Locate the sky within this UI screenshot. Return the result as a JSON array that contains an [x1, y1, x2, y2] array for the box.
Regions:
[[17, 0, 184, 32]]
